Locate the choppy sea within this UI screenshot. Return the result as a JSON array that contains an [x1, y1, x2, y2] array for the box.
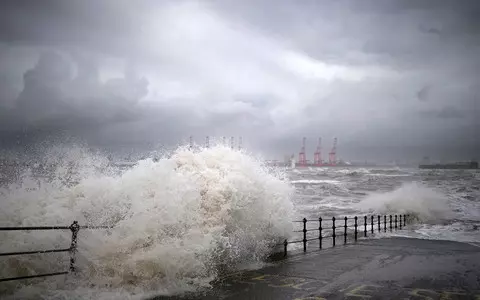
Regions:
[[0, 145, 478, 299]]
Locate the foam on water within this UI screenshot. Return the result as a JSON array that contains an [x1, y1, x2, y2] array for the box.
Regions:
[[291, 167, 480, 244], [355, 182, 454, 222], [335, 168, 371, 176], [290, 179, 341, 185], [0, 145, 295, 299]]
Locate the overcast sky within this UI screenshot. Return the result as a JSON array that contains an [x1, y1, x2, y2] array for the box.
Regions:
[[0, 0, 478, 162]]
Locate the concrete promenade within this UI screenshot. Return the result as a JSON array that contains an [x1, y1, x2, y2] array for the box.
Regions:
[[151, 237, 480, 300]]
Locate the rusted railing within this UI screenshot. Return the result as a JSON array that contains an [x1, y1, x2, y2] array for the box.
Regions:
[[0, 222, 111, 282], [279, 214, 410, 257]]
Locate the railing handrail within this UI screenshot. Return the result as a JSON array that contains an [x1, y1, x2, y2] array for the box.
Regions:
[[0, 214, 411, 282], [0, 247, 71, 257], [0, 226, 71, 230], [294, 214, 409, 223], [0, 225, 114, 231], [280, 214, 411, 256], [0, 221, 111, 283]]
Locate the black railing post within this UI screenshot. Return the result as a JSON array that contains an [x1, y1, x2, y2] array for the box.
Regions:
[[364, 216, 367, 237], [371, 215, 374, 234], [354, 216, 358, 241], [344, 217, 347, 244], [69, 221, 80, 273], [378, 215, 381, 232], [319, 217, 323, 249], [303, 218, 307, 252], [384, 215, 387, 232], [404, 214, 407, 226], [399, 214, 402, 229], [332, 217, 336, 247], [389, 215, 393, 231], [395, 215, 398, 229], [284, 239, 288, 257]]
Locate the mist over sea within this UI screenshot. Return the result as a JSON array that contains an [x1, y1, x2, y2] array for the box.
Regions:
[[0, 145, 479, 299]]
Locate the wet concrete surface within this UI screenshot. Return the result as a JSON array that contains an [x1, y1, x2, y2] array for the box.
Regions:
[[150, 237, 480, 300]]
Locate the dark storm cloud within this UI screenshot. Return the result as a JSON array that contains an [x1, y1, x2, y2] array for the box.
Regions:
[[419, 106, 466, 120], [0, 0, 143, 51], [211, 0, 479, 160], [0, 0, 479, 161], [417, 85, 431, 102], [0, 50, 153, 145]]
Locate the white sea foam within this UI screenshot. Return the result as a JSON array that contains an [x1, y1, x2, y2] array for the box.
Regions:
[[335, 168, 371, 175], [290, 179, 341, 185], [355, 182, 454, 222], [0, 145, 295, 299]]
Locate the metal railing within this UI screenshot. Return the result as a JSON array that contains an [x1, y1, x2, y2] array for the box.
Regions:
[[0, 221, 111, 282], [1, 215, 411, 282], [279, 214, 410, 257]]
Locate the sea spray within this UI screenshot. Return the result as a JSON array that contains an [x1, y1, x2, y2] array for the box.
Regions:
[[0, 145, 295, 299], [355, 182, 454, 222]]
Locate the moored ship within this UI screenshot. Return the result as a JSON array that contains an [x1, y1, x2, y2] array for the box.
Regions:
[[419, 161, 478, 169]]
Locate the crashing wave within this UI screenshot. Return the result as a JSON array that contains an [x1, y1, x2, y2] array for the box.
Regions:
[[0, 145, 295, 299]]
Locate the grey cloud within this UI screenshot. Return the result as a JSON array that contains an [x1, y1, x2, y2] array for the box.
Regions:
[[417, 85, 431, 102], [0, 50, 151, 141], [234, 0, 479, 75], [437, 106, 466, 119], [235, 95, 273, 109], [0, 0, 143, 50], [0, 45, 274, 150], [421, 26, 442, 36], [0, 0, 479, 161], [0, 79, 17, 109], [419, 106, 466, 119]]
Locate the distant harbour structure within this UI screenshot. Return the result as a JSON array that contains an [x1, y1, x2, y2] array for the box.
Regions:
[[294, 137, 342, 168], [187, 135, 243, 150], [419, 160, 478, 169]]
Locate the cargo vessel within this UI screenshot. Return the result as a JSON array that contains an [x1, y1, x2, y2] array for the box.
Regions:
[[418, 161, 478, 169]]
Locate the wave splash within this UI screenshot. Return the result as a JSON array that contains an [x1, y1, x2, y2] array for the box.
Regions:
[[0, 145, 295, 299], [355, 182, 454, 222]]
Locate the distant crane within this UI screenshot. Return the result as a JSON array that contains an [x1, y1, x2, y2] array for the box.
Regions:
[[328, 137, 337, 165], [298, 137, 307, 166], [314, 137, 322, 166]]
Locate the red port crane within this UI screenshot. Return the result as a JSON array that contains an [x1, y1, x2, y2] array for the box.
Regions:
[[314, 137, 322, 166], [298, 137, 307, 166], [328, 137, 337, 165]]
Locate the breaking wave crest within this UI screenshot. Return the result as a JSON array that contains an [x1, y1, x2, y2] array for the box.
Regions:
[[290, 179, 341, 185], [355, 182, 454, 222], [0, 145, 295, 299]]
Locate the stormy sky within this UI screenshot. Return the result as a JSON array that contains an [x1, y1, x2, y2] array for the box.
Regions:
[[0, 0, 478, 162]]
